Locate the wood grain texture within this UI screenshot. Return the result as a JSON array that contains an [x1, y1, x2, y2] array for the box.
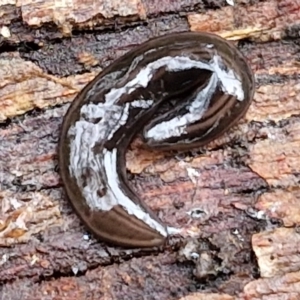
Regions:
[[0, 0, 300, 299]]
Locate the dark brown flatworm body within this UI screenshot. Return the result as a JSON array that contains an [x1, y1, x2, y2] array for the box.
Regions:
[[58, 32, 255, 248]]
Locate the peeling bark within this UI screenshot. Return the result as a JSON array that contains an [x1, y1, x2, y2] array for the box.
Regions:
[[0, 0, 300, 299]]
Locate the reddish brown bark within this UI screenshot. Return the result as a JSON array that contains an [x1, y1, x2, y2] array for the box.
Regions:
[[0, 0, 300, 299]]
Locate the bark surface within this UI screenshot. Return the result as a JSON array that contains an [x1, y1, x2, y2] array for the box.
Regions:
[[0, 0, 300, 299]]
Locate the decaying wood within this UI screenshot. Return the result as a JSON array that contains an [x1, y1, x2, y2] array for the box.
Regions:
[[1, 0, 300, 299]]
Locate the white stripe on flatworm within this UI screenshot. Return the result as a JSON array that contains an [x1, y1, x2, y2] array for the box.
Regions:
[[77, 147, 167, 237], [68, 102, 130, 186], [102, 148, 167, 236], [105, 55, 243, 105], [68, 54, 243, 235], [144, 72, 218, 141]]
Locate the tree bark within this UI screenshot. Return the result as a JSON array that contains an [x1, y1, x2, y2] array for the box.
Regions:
[[0, 0, 300, 299]]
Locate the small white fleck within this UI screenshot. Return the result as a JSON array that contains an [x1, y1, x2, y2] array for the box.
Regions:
[[10, 197, 23, 209], [83, 234, 90, 240], [180, 240, 198, 260], [186, 167, 200, 185], [72, 265, 79, 275], [187, 208, 206, 219], [0, 254, 7, 266], [30, 255, 39, 266], [246, 208, 266, 220], [226, 0, 234, 6], [190, 252, 200, 260], [257, 210, 266, 219], [15, 213, 28, 230], [232, 229, 239, 235], [0, 26, 11, 38]]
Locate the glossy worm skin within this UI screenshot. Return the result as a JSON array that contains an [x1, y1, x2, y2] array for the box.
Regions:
[[58, 32, 255, 248]]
